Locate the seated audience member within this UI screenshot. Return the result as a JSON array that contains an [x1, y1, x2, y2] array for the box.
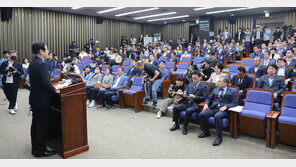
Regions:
[[85, 66, 103, 95], [269, 48, 281, 60], [156, 75, 187, 119], [137, 61, 164, 107], [98, 67, 129, 109], [200, 60, 214, 82], [198, 76, 237, 146], [256, 64, 286, 104], [72, 55, 82, 64], [149, 54, 159, 67], [168, 52, 178, 65], [144, 58, 150, 64], [63, 58, 80, 75], [79, 49, 88, 59], [216, 43, 227, 61], [104, 47, 111, 56], [249, 46, 264, 59], [170, 71, 208, 135], [53, 54, 61, 68], [248, 57, 267, 80], [209, 52, 219, 68], [45, 53, 55, 77], [162, 47, 171, 58], [180, 50, 191, 61], [261, 51, 276, 66], [22, 58, 30, 70], [208, 63, 226, 85], [232, 66, 253, 105], [100, 53, 110, 64], [259, 43, 269, 54], [127, 59, 141, 79], [276, 58, 295, 86], [159, 61, 169, 81], [94, 56, 103, 69], [226, 43, 236, 62], [87, 67, 113, 108], [285, 49, 296, 69], [182, 64, 198, 85], [82, 65, 93, 82], [110, 51, 122, 66]]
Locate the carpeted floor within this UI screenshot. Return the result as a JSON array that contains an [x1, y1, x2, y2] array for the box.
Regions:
[[0, 89, 296, 159]]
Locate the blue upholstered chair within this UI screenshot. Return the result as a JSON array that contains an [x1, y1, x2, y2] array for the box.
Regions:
[[242, 58, 254, 71], [180, 57, 191, 63], [239, 88, 274, 140], [172, 62, 189, 75], [122, 60, 130, 67], [292, 77, 296, 92], [111, 65, 119, 75], [123, 66, 130, 75], [83, 60, 92, 66], [121, 77, 145, 112], [193, 57, 205, 68], [229, 64, 245, 80], [165, 61, 175, 72], [246, 73, 256, 88], [159, 56, 168, 62], [76, 63, 84, 72], [82, 56, 91, 62], [157, 69, 171, 98], [101, 65, 109, 74], [52, 68, 61, 78]]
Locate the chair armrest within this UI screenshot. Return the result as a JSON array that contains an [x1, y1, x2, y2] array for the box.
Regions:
[[266, 110, 276, 119], [133, 90, 145, 94], [177, 97, 185, 104], [199, 102, 205, 107], [106, 86, 110, 89], [118, 88, 129, 92], [271, 111, 281, 120]]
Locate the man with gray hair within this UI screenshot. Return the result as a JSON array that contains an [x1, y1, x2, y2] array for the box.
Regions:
[[198, 75, 237, 146], [0, 50, 24, 115]]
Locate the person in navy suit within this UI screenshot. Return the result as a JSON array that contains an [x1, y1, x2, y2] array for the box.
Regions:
[[216, 44, 227, 63], [198, 75, 237, 146], [256, 64, 286, 104], [159, 61, 169, 81], [28, 41, 60, 157], [249, 46, 264, 59], [0, 50, 24, 115], [149, 54, 159, 67], [276, 58, 295, 86], [98, 67, 129, 109], [168, 52, 178, 65], [226, 43, 236, 63], [248, 57, 267, 80], [127, 59, 140, 79], [232, 66, 253, 105], [285, 49, 296, 69], [170, 71, 208, 135]]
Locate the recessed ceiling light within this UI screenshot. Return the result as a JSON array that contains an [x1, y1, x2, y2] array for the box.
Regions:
[[115, 8, 159, 17], [147, 15, 189, 22], [134, 12, 177, 20], [164, 22, 166, 24], [183, 20, 185, 22], [71, 7, 82, 10], [231, 14, 234, 16], [193, 7, 214, 11], [97, 7, 125, 14], [206, 7, 259, 14]]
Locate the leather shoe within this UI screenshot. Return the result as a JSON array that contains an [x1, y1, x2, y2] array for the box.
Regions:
[[198, 131, 211, 138], [152, 102, 157, 107], [212, 136, 223, 146], [32, 149, 56, 157], [182, 126, 188, 135], [170, 123, 180, 131], [143, 99, 150, 104], [98, 104, 106, 109]]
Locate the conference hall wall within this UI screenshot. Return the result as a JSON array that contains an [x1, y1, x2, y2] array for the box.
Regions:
[[0, 7, 157, 61]]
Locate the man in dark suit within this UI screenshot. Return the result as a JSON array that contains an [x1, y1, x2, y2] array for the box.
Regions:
[[232, 66, 253, 105], [253, 27, 264, 47], [276, 58, 295, 86], [248, 57, 267, 80], [168, 52, 178, 65], [127, 59, 140, 79], [149, 54, 159, 67], [29, 41, 59, 157], [235, 28, 245, 42], [216, 44, 227, 62], [198, 75, 237, 146], [285, 49, 296, 69], [256, 64, 286, 103], [189, 33, 197, 44], [170, 71, 208, 135], [0, 50, 24, 115], [209, 52, 219, 68], [249, 46, 264, 59]]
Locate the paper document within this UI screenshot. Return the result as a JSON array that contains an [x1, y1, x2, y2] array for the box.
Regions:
[[229, 106, 244, 113]]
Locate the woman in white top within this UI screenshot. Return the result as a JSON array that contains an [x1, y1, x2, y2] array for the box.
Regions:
[[22, 58, 30, 70], [180, 50, 191, 61], [208, 63, 226, 85]]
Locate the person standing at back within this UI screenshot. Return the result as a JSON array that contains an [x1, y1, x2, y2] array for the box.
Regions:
[[29, 41, 60, 157]]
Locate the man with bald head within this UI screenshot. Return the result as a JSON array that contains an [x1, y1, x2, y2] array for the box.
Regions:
[[248, 57, 267, 80]]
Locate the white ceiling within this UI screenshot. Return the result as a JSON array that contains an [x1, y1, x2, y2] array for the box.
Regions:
[[39, 7, 296, 25]]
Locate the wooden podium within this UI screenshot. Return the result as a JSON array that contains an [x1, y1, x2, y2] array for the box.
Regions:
[[49, 74, 89, 158]]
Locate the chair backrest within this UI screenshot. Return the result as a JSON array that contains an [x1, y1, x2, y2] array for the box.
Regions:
[[229, 64, 245, 79], [242, 58, 254, 71], [222, 71, 231, 80], [246, 73, 256, 88], [165, 61, 175, 71], [129, 77, 144, 92], [244, 88, 274, 114], [112, 65, 119, 74], [53, 68, 61, 76], [177, 62, 190, 70], [281, 92, 296, 118], [203, 82, 211, 96], [76, 63, 84, 71], [83, 56, 91, 61], [101, 65, 109, 73], [181, 57, 191, 63], [83, 60, 93, 66], [122, 60, 130, 66], [159, 57, 168, 62], [193, 57, 205, 67], [123, 66, 130, 75]]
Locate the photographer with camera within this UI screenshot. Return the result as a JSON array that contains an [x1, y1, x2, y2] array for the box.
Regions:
[[0, 50, 24, 115], [136, 61, 163, 107], [63, 57, 80, 75], [183, 64, 199, 85], [200, 60, 214, 82]]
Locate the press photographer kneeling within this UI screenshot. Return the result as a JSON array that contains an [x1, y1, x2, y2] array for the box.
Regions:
[[63, 58, 80, 75]]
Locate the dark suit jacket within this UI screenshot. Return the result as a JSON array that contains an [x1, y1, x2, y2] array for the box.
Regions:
[[189, 36, 197, 44], [150, 60, 159, 67], [253, 31, 264, 40], [0, 60, 24, 87], [29, 56, 56, 107], [168, 57, 178, 65], [183, 82, 208, 110], [277, 67, 295, 80], [232, 74, 253, 94], [256, 75, 286, 96], [235, 32, 245, 42], [205, 87, 238, 110], [217, 49, 227, 60], [286, 59, 296, 69], [127, 66, 140, 78], [248, 65, 267, 79]]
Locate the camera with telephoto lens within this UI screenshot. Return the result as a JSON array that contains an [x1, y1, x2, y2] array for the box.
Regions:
[[8, 66, 15, 72], [143, 78, 150, 83]]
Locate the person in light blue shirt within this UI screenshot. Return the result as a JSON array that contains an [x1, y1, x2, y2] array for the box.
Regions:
[[263, 26, 271, 45], [83, 65, 93, 82]]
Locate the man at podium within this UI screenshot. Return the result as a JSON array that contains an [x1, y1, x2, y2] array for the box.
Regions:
[[29, 41, 60, 157]]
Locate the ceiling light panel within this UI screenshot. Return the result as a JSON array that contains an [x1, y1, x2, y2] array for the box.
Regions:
[[115, 8, 159, 17], [97, 7, 126, 14], [134, 12, 177, 20], [147, 15, 189, 22]]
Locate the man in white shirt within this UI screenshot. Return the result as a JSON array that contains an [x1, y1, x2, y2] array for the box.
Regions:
[[79, 49, 88, 59], [63, 58, 80, 75]]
